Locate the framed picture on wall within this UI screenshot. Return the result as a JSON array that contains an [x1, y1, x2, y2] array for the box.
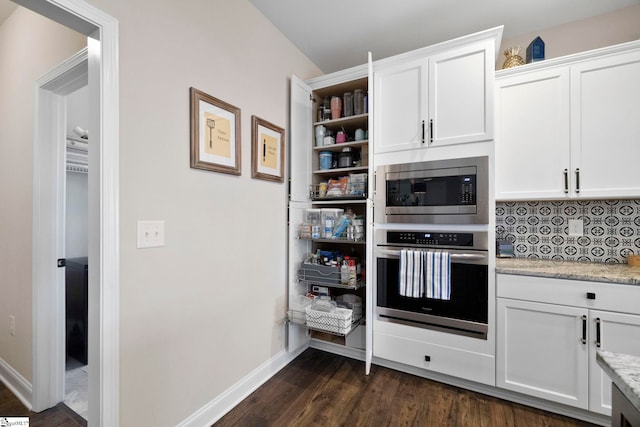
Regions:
[[251, 115, 285, 183], [190, 87, 241, 175]]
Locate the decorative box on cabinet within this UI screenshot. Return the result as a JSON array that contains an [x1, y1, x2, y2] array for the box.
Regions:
[[496, 274, 640, 415], [495, 41, 640, 200]]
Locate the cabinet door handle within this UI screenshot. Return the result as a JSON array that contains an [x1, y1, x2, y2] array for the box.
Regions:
[[421, 120, 425, 144], [575, 168, 580, 194], [429, 119, 434, 143], [563, 169, 569, 194], [581, 315, 587, 344], [595, 317, 601, 348]]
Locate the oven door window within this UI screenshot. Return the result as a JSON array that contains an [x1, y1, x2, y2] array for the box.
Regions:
[[377, 257, 488, 324]]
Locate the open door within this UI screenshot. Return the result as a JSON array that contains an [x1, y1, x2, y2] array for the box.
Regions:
[[287, 75, 312, 352], [365, 52, 374, 375]]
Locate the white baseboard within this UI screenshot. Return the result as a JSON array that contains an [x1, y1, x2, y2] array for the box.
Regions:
[[0, 356, 32, 410], [177, 345, 308, 427]]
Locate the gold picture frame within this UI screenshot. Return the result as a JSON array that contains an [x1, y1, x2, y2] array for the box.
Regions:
[[251, 115, 285, 183], [190, 87, 241, 175]]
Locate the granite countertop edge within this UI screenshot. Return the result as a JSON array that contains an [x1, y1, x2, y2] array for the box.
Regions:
[[495, 258, 640, 286], [596, 350, 640, 413]]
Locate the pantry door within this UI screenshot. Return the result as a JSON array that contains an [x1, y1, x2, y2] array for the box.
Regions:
[[287, 75, 313, 352]]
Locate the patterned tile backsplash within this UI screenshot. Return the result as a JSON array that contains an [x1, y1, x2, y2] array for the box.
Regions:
[[496, 200, 640, 264]]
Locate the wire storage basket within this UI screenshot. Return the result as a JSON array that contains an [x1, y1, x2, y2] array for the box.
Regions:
[[305, 305, 353, 335]]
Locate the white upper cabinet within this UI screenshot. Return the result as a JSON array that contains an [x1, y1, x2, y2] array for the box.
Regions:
[[571, 50, 640, 198], [429, 40, 494, 147], [496, 43, 640, 200], [373, 58, 428, 154], [373, 29, 500, 156], [495, 67, 571, 199]]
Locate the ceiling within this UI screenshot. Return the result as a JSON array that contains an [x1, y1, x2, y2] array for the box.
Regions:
[[249, 0, 640, 73], [2, 1, 638, 73]]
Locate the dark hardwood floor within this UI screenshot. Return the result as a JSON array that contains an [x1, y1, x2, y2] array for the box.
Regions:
[[0, 381, 86, 427], [1, 348, 597, 427], [215, 348, 597, 427]]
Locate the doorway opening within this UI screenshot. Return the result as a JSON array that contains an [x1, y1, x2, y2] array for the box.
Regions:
[[21, 0, 120, 424], [63, 83, 89, 419]]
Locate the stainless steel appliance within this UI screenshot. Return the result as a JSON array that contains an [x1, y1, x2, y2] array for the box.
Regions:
[[375, 229, 489, 339], [375, 156, 488, 225]]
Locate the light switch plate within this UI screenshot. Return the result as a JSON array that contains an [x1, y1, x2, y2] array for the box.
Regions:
[[568, 219, 584, 237], [137, 220, 165, 248]]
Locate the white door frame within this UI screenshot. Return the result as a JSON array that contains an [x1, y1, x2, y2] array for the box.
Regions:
[[21, 0, 119, 425], [33, 47, 88, 412]]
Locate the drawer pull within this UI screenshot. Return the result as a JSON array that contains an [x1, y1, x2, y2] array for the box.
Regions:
[[586, 292, 596, 300], [581, 315, 587, 344], [424, 355, 431, 362], [595, 317, 601, 348]]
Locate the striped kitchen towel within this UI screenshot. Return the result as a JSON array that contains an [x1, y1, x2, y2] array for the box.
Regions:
[[425, 251, 451, 300], [399, 249, 424, 298]]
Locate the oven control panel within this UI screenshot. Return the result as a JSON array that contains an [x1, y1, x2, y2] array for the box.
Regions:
[[386, 231, 474, 247]]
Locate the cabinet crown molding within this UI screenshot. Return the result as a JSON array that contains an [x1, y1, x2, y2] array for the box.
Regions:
[[496, 38, 640, 78]]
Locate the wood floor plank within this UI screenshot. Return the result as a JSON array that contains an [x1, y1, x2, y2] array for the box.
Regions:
[[0, 381, 86, 427], [215, 348, 598, 427]]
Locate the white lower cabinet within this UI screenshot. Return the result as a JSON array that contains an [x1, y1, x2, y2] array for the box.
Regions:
[[497, 274, 640, 416], [375, 331, 495, 385], [588, 310, 640, 415], [497, 298, 589, 408]]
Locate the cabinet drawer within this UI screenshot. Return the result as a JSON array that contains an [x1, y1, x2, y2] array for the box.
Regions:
[[374, 332, 495, 385], [497, 274, 640, 315]]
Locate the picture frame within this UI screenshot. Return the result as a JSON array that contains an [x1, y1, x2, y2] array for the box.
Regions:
[[251, 115, 285, 183], [190, 87, 241, 175]]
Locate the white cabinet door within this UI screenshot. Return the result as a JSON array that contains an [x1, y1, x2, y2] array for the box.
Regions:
[[287, 201, 311, 352], [496, 298, 589, 409], [571, 50, 640, 198], [429, 40, 493, 147], [495, 68, 571, 200], [373, 57, 428, 154], [588, 310, 640, 415], [289, 75, 312, 202]]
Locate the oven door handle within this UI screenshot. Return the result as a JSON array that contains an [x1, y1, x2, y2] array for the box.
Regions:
[[375, 248, 487, 262]]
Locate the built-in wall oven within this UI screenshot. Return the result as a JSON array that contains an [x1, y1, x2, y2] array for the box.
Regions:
[[375, 156, 488, 225], [375, 229, 489, 339]]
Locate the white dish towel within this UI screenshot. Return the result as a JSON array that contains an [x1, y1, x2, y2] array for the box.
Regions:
[[425, 251, 451, 300], [399, 249, 424, 298]]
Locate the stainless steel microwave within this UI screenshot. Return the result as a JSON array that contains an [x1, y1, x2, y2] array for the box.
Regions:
[[374, 156, 488, 225]]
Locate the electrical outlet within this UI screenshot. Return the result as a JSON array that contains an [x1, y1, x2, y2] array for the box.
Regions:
[[9, 315, 15, 336], [137, 220, 165, 248], [568, 219, 584, 237]]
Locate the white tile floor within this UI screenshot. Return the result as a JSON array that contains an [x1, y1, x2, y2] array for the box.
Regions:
[[65, 358, 88, 420]]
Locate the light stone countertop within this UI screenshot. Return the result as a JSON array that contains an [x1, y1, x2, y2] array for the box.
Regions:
[[496, 258, 640, 286], [597, 351, 640, 413]]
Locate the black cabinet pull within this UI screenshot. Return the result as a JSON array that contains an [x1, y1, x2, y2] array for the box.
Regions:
[[595, 317, 601, 348], [421, 120, 425, 143], [563, 169, 569, 194], [575, 168, 580, 193], [581, 315, 587, 344], [587, 292, 596, 300], [424, 355, 431, 362], [429, 119, 434, 143]]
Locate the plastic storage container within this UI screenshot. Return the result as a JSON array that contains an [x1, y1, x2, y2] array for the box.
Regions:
[[319, 151, 332, 170], [321, 208, 343, 239]]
